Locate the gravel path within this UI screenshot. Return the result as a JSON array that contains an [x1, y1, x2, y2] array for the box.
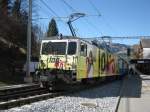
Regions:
[[2, 80, 122, 112]]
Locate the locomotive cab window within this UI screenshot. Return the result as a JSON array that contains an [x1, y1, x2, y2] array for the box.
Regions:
[[68, 42, 77, 55], [80, 43, 87, 56]]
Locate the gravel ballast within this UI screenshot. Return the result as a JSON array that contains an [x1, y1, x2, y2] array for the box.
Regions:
[[3, 80, 122, 112]]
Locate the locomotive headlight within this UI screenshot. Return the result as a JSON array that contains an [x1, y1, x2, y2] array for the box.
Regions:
[[67, 63, 71, 66], [66, 63, 71, 69]]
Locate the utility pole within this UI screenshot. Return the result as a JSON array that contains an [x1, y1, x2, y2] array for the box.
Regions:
[[24, 0, 32, 83]]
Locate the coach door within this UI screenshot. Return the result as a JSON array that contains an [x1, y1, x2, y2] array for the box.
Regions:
[[77, 42, 87, 79]]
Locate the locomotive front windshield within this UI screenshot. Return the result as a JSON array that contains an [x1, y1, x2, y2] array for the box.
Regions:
[[42, 42, 66, 55], [41, 42, 77, 55], [41, 41, 77, 55]]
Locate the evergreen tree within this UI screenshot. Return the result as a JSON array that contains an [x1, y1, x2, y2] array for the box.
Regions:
[[47, 18, 59, 37]]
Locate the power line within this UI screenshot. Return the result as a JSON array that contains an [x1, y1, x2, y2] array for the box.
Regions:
[[87, 0, 101, 16], [60, 0, 103, 36], [84, 18, 103, 36], [61, 0, 103, 36], [108, 36, 150, 39], [61, 0, 77, 12], [58, 0, 84, 36], [38, 0, 70, 36], [37, 5, 53, 17], [40, 0, 67, 25], [87, 0, 122, 35], [40, 0, 66, 23], [40, 0, 59, 17], [54, 0, 69, 15], [87, 0, 104, 30], [84, 36, 150, 40]]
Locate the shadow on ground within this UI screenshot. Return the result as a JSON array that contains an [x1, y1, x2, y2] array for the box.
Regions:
[[66, 74, 142, 99], [121, 74, 142, 98]]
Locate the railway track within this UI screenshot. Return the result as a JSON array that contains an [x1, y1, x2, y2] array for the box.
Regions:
[[0, 84, 50, 110], [0, 83, 90, 110], [0, 82, 83, 110], [0, 77, 125, 110], [0, 84, 40, 96], [0, 87, 48, 101]]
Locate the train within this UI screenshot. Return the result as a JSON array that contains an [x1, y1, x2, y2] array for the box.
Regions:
[[36, 36, 128, 87]]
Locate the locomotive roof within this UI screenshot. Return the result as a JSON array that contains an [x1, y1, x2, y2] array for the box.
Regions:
[[42, 36, 112, 50], [42, 36, 93, 44], [42, 36, 118, 52], [43, 36, 80, 40]]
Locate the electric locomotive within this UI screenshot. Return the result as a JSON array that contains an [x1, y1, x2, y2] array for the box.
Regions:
[[36, 36, 128, 87]]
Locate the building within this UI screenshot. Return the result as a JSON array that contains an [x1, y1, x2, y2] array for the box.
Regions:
[[139, 39, 150, 59], [132, 44, 140, 59], [131, 39, 150, 75]]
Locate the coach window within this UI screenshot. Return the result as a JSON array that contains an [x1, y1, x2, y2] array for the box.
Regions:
[[80, 43, 87, 56]]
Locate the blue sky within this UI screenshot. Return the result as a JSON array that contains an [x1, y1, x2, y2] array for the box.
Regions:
[[35, 0, 150, 45]]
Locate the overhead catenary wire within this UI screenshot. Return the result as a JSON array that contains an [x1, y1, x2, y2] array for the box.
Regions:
[[61, 0, 77, 12], [87, 0, 101, 16], [40, 0, 59, 17], [84, 18, 103, 36], [82, 36, 150, 40], [40, 0, 65, 23], [39, 0, 69, 34], [59, 0, 103, 37], [87, 0, 114, 44], [58, 0, 85, 36], [32, 0, 41, 25], [62, 1, 86, 36], [87, 0, 124, 36], [36, 0, 57, 21]]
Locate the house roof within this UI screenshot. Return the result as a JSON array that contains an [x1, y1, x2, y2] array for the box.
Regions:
[[140, 39, 150, 48]]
